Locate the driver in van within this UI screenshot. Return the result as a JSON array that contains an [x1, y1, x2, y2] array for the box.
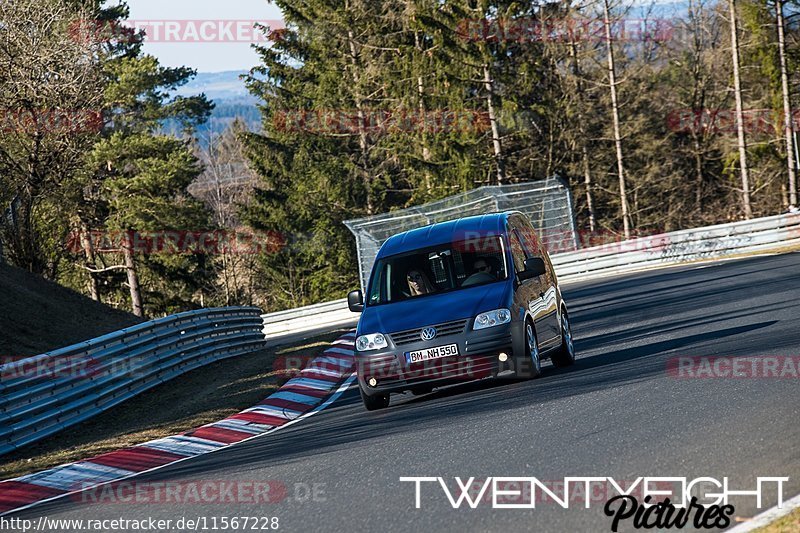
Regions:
[[406, 269, 435, 296], [472, 257, 497, 279]]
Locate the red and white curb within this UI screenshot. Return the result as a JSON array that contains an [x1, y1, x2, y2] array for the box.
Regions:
[[0, 332, 357, 515]]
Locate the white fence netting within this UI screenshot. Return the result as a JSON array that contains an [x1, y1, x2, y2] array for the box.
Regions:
[[344, 177, 578, 291]]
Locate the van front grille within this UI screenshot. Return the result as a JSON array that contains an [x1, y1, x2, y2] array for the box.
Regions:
[[389, 319, 469, 346]]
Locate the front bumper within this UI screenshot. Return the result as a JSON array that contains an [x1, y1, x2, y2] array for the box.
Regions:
[[356, 321, 523, 396]]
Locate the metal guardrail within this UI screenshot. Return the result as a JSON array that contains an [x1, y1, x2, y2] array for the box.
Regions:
[[0, 307, 266, 457], [3, 214, 796, 457], [551, 212, 800, 281], [261, 298, 358, 340], [266, 213, 800, 331]]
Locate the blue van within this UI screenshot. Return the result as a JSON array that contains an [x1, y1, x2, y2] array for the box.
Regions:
[[347, 211, 576, 410]]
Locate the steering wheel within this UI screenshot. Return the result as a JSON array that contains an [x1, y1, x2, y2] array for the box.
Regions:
[[461, 271, 495, 287]]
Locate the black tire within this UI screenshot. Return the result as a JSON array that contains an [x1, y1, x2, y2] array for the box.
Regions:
[[516, 319, 541, 379], [360, 385, 390, 411], [551, 309, 576, 368]]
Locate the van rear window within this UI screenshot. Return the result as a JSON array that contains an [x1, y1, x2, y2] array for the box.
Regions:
[[367, 236, 507, 305]]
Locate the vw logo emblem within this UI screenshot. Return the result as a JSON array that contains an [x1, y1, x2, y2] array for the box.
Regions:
[[421, 327, 437, 341]]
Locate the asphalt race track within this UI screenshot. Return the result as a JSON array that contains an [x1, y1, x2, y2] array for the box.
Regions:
[[8, 252, 800, 532]]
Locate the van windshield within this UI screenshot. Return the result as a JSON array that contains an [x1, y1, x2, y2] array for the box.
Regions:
[[367, 236, 508, 305]]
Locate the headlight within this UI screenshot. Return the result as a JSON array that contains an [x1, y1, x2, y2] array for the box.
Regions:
[[474, 308, 511, 330], [356, 333, 388, 352]]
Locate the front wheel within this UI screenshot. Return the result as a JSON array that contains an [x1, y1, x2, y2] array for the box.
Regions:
[[360, 385, 390, 411], [551, 310, 576, 368], [516, 320, 541, 379]]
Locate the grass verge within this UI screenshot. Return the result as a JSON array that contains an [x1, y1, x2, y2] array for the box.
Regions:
[[752, 507, 800, 532], [0, 328, 351, 480]]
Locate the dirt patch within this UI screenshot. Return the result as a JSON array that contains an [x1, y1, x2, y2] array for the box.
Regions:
[[0, 263, 142, 362]]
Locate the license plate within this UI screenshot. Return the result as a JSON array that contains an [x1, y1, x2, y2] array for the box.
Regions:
[[405, 343, 459, 364]]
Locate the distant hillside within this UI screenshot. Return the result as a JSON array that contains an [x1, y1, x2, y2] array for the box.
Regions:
[[0, 264, 143, 361], [175, 70, 255, 102], [165, 71, 262, 143]]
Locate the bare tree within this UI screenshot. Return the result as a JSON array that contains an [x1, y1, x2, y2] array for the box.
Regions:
[[405, 0, 433, 192], [343, 0, 378, 214], [669, 0, 727, 215], [77, 221, 100, 301], [775, 0, 797, 207], [192, 120, 260, 306], [727, 0, 752, 218], [567, 28, 597, 232], [80, 237, 144, 317], [121, 234, 143, 317], [482, 64, 507, 185], [0, 0, 103, 273], [602, 0, 631, 238]]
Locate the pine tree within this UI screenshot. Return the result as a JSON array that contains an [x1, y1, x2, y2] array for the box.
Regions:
[[72, 2, 214, 316]]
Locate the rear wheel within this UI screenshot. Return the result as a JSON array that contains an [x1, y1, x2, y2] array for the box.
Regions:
[[551, 310, 576, 368], [516, 320, 541, 379], [360, 385, 390, 411]]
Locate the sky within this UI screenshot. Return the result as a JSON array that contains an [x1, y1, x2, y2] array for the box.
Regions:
[[126, 0, 284, 72], [124, 0, 686, 74]]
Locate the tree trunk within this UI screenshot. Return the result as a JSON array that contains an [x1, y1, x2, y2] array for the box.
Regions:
[[728, 0, 752, 218], [693, 134, 705, 211], [568, 35, 596, 232], [122, 231, 143, 317], [414, 26, 432, 193], [775, 0, 797, 207], [687, 0, 708, 213], [603, 0, 631, 239], [79, 223, 100, 301], [9, 190, 46, 275], [483, 64, 506, 185], [344, 2, 374, 214]]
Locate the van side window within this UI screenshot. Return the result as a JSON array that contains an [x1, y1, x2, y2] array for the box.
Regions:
[[508, 231, 527, 273], [516, 221, 542, 258], [368, 263, 387, 303]]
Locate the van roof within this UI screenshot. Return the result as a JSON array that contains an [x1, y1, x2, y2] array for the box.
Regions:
[[377, 212, 513, 258]]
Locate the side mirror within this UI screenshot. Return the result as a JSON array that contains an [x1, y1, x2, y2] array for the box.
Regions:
[[347, 289, 364, 312], [518, 257, 546, 282]]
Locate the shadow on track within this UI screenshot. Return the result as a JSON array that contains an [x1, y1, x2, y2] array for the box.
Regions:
[[57, 321, 771, 489], [17, 253, 798, 518]]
